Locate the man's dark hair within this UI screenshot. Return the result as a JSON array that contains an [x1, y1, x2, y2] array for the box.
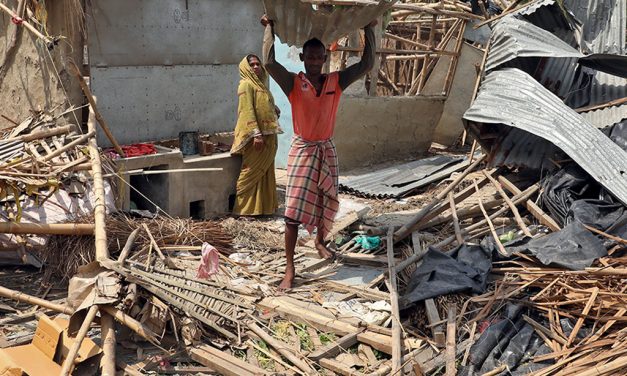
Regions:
[[302, 38, 325, 53]]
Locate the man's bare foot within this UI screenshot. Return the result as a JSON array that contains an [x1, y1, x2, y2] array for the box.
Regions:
[[314, 238, 335, 260], [278, 267, 295, 291]]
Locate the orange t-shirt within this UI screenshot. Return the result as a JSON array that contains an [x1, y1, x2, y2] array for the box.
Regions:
[[288, 72, 343, 141]]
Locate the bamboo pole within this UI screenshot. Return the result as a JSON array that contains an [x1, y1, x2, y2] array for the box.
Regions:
[[386, 227, 402, 374], [68, 61, 125, 157], [100, 305, 160, 345], [60, 305, 99, 376], [40, 130, 95, 162], [3, 124, 76, 143], [474, 180, 507, 256], [117, 227, 141, 263], [0, 2, 53, 46], [0, 285, 74, 314], [81, 71, 116, 373], [417, 15, 437, 94], [100, 313, 116, 376], [248, 323, 315, 375], [384, 32, 430, 49], [448, 192, 464, 244], [393, 154, 485, 243], [0, 222, 94, 235], [483, 171, 532, 237]]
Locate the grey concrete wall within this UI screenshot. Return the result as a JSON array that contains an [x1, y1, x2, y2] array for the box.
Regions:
[[334, 95, 446, 171], [0, 0, 83, 129], [422, 40, 483, 145], [87, 0, 265, 146]]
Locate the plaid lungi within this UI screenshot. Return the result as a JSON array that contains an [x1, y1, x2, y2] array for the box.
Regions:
[[285, 136, 339, 235]]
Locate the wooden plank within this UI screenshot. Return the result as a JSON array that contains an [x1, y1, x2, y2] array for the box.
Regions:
[[386, 227, 402, 374], [309, 332, 360, 361], [340, 253, 401, 267], [425, 299, 445, 347], [319, 358, 366, 376], [445, 306, 456, 376], [189, 345, 266, 376], [356, 331, 422, 355]]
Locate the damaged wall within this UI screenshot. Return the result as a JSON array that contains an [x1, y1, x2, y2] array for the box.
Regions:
[[0, 0, 83, 129], [334, 95, 445, 170]]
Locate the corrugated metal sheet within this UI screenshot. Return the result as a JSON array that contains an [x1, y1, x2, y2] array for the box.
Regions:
[[562, 0, 627, 107], [489, 128, 562, 171], [513, 0, 576, 33], [579, 104, 627, 128], [339, 154, 465, 198], [564, 0, 626, 55], [485, 16, 582, 72], [464, 68, 627, 206], [262, 0, 396, 47]]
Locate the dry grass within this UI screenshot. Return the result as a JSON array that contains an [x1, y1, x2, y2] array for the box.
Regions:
[[41, 214, 232, 282]]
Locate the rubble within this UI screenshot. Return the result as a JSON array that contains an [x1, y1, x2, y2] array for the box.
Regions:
[[0, 0, 625, 375]]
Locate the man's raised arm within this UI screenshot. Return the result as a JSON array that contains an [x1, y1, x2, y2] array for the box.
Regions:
[[338, 21, 377, 91], [262, 16, 294, 97]]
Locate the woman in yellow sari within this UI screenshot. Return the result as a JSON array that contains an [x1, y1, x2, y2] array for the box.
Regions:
[[231, 54, 282, 216]]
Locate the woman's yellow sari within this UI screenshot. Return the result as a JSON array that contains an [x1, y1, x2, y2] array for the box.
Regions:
[[231, 56, 282, 215]]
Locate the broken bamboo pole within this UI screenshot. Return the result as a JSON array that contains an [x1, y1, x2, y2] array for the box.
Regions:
[[435, 183, 539, 248], [474, 180, 508, 256], [0, 2, 53, 46], [60, 305, 99, 376], [100, 305, 160, 345], [483, 171, 532, 237], [117, 227, 141, 263], [100, 313, 116, 376], [498, 175, 560, 231], [68, 61, 125, 157], [0, 222, 94, 235], [0, 285, 74, 314], [394, 154, 485, 243], [386, 227, 402, 374], [248, 322, 315, 375], [445, 305, 457, 376], [448, 191, 464, 244]]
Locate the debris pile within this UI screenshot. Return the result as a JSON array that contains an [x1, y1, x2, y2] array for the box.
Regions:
[[0, 0, 625, 375]]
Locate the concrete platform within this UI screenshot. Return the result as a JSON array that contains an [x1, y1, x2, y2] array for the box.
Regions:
[[114, 146, 240, 218]]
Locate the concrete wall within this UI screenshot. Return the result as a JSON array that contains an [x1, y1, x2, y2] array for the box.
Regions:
[[334, 95, 446, 171], [0, 0, 83, 129], [422, 39, 483, 145], [86, 0, 265, 146]]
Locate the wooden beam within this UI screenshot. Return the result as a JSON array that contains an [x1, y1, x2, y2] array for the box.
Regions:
[[425, 299, 445, 347], [445, 306, 457, 376], [189, 345, 266, 376], [320, 358, 366, 376], [483, 171, 532, 237]]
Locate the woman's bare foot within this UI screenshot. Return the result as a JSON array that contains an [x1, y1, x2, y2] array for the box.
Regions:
[[278, 266, 295, 291], [314, 238, 335, 260]]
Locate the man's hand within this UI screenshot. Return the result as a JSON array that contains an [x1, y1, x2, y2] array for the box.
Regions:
[[253, 135, 265, 151], [366, 19, 378, 28], [260, 15, 273, 27]]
